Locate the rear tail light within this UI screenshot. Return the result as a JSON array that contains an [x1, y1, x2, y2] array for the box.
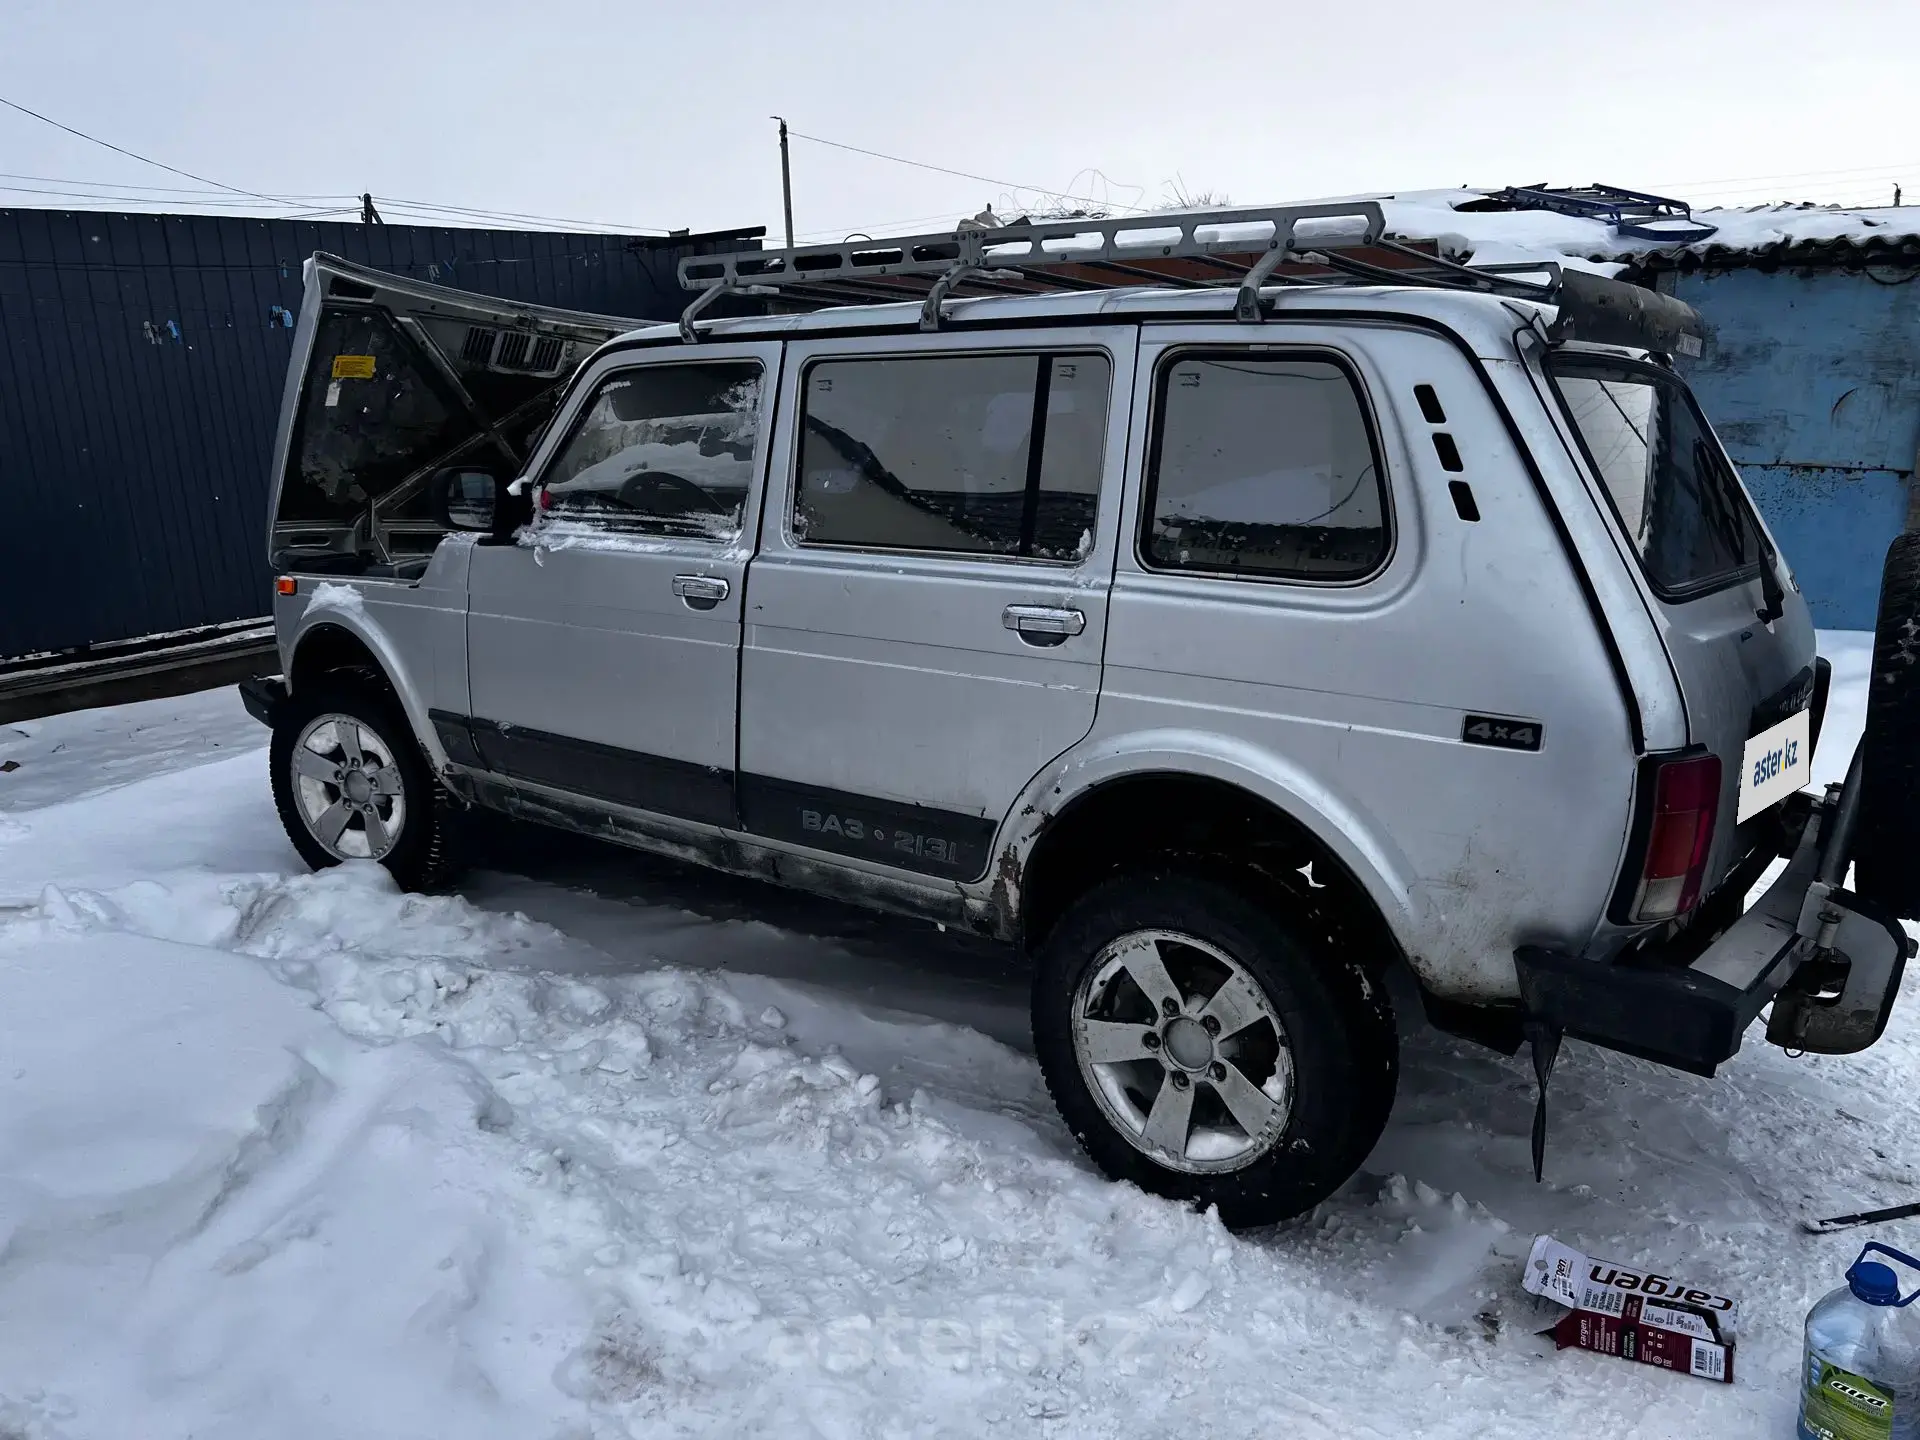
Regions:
[[1627, 752, 1722, 923]]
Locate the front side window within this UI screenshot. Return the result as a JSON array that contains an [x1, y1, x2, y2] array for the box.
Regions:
[[1548, 356, 1761, 598], [795, 351, 1111, 560], [540, 361, 763, 538], [1144, 353, 1387, 581]]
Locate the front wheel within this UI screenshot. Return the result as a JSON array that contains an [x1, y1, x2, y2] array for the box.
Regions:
[[269, 672, 463, 892], [1032, 871, 1396, 1229]]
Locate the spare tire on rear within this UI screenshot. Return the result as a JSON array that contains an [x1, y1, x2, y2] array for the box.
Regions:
[[1853, 531, 1920, 919]]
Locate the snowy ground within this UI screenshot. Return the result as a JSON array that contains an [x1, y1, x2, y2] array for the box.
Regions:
[[0, 633, 1910, 1439]]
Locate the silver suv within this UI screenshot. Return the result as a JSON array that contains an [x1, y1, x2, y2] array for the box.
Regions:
[[242, 206, 1914, 1227]]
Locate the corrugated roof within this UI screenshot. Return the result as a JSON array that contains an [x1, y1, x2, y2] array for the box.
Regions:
[[1370, 189, 1920, 272]]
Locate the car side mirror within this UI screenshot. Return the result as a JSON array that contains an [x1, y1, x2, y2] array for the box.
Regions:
[[430, 467, 509, 534]]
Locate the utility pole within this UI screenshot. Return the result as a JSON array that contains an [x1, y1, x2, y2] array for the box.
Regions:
[[360, 192, 383, 225], [771, 116, 794, 248]]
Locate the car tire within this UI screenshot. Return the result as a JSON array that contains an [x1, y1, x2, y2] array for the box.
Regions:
[[1855, 531, 1920, 919], [1032, 870, 1397, 1230], [269, 670, 464, 892]]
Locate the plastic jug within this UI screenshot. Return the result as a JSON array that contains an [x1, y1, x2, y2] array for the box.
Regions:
[[1800, 1243, 1920, 1440]]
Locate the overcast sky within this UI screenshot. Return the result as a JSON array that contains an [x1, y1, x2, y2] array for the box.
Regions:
[[4, 0, 1916, 243]]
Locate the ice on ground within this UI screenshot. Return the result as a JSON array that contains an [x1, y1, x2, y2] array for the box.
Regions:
[[0, 631, 1909, 1437], [0, 686, 262, 813]]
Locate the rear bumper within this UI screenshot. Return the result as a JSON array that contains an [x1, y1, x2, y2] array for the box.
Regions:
[[1517, 773, 1912, 1076], [238, 676, 287, 727]]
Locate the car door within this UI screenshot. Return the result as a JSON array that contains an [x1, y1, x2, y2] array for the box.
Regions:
[[463, 342, 783, 827], [268, 254, 648, 739], [737, 328, 1135, 882]]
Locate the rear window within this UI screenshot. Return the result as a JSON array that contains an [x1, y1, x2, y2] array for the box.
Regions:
[[1548, 356, 1762, 598]]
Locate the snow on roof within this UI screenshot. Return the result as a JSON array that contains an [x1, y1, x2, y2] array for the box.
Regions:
[[1374, 188, 1920, 270]]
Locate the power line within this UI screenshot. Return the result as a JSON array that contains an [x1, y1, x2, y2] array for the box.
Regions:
[[793, 208, 991, 243], [0, 171, 353, 199], [1692, 172, 1909, 198], [785, 128, 1153, 215], [0, 183, 323, 210], [0, 99, 669, 231], [1644, 158, 1920, 192], [373, 195, 666, 233], [0, 93, 299, 206], [0, 174, 670, 234]]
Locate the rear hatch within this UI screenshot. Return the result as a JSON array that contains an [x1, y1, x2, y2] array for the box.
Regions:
[[269, 254, 643, 573], [1544, 349, 1818, 909]]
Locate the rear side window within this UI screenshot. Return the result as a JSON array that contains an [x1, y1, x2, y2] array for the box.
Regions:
[[1548, 356, 1761, 598], [1143, 353, 1387, 581], [795, 352, 1111, 561], [541, 362, 762, 538]]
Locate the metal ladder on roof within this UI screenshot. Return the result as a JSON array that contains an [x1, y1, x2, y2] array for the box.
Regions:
[[671, 200, 1567, 340]]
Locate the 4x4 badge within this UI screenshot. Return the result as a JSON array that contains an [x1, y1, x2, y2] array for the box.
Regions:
[[1462, 714, 1543, 752]]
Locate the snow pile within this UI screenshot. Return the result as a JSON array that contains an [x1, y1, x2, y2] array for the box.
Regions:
[[1, 864, 1426, 1437], [1373, 188, 1920, 270], [0, 632, 1912, 1437]]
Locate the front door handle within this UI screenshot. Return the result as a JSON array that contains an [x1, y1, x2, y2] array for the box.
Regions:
[[1003, 604, 1086, 645], [672, 573, 730, 609]]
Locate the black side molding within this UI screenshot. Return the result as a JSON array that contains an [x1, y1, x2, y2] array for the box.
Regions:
[[429, 712, 997, 882], [461, 715, 737, 829], [738, 774, 995, 883], [427, 708, 485, 769], [239, 676, 287, 727]]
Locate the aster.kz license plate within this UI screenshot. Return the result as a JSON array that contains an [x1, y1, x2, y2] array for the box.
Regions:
[[1737, 709, 1810, 823]]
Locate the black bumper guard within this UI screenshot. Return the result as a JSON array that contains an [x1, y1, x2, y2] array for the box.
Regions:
[[1517, 747, 1912, 1079]]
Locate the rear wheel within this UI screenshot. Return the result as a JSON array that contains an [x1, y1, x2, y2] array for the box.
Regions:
[[1032, 871, 1397, 1229], [270, 672, 463, 892], [1855, 532, 1920, 918]]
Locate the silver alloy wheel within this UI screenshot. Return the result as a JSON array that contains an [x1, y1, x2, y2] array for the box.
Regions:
[[290, 713, 408, 862], [1071, 929, 1294, 1174]]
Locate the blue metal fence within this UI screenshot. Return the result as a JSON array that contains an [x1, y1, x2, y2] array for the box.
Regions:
[[8, 211, 1908, 656], [1666, 261, 1920, 630], [0, 209, 759, 661]]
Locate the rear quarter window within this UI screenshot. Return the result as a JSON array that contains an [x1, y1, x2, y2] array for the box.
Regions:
[[1547, 355, 1762, 599], [1142, 352, 1388, 582]]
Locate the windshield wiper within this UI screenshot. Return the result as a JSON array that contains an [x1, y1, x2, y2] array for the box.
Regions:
[[1755, 529, 1786, 624]]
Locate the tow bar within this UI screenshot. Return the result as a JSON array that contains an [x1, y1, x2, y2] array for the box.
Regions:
[[1515, 740, 1914, 1181]]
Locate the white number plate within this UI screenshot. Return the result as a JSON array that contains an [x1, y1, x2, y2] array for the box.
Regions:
[[1738, 709, 1810, 823]]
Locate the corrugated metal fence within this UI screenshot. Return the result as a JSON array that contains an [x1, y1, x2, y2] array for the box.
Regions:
[[0, 209, 759, 661]]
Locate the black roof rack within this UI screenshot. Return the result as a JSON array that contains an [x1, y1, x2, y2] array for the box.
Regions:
[[1479, 184, 1718, 244], [671, 202, 1706, 356]]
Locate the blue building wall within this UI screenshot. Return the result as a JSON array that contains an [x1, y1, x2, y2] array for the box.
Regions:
[[1667, 264, 1919, 630]]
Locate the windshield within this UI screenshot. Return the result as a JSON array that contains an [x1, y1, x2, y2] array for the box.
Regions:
[[1548, 355, 1763, 599]]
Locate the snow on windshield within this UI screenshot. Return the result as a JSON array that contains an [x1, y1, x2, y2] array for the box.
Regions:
[[538, 367, 761, 539]]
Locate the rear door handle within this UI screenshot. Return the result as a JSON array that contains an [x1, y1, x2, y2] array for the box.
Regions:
[[672, 574, 730, 609], [1003, 604, 1085, 644]]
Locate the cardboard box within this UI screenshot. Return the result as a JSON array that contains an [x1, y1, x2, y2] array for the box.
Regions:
[[1523, 1235, 1736, 1385]]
